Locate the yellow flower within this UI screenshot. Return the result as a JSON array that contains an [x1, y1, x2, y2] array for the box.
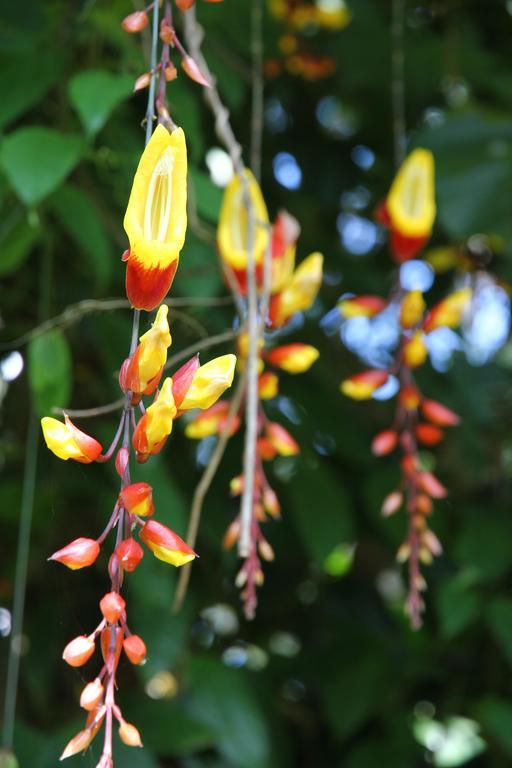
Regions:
[[217, 169, 269, 271], [137, 305, 172, 390], [179, 354, 237, 411], [266, 343, 319, 374], [424, 288, 472, 332], [132, 378, 177, 460], [271, 252, 323, 327], [124, 125, 187, 311], [403, 331, 428, 368], [41, 415, 102, 463], [387, 148, 436, 238]]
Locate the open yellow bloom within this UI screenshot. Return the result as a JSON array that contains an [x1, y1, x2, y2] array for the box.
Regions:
[[124, 125, 187, 311], [179, 354, 237, 411], [270, 252, 323, 327], [387, 148, 436, 238], [217, 169, 269, 271], [41, 415, 102, 463]]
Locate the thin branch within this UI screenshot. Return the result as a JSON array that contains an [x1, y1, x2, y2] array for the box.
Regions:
[[53, 329, 238, 418], [144, 0, 160, 142], [0, 296, 233, 351], [172, 374, 247, 613]]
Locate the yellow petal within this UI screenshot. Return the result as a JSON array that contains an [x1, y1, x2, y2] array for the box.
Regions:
[[180, 354, 237, 411], [124, 125, 187, 269], [275, 252, 323, 324], [138, 305, 172, 388], [145, 378, 177, 446], [387, 148, 436, 237], [41, 417, 83, 461], [217, 169, 269, 270], [146, 543, 196, 566]]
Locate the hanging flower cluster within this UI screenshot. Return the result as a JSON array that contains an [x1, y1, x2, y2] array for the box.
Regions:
[[41, 123, 236, 765], [266, 0, 351, 81], [339, 148, 472, 628], [186, 173, 323, 618]]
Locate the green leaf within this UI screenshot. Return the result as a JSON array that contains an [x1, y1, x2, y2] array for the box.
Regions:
[[28, 329, 72, 416], [486, 597, 512, 666], [189, 168, 223, 223], [436, 570, 483, 639], [50, 184, 113, 289], [323, 542, 355, 578], [68, 69, 133, 138], [0, 212, 40, 276], [0, 128, 83, 207], [476, 697, 512, 757], [0, 51, 61, 130]]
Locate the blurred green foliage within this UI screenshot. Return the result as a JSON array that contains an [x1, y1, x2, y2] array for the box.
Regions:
[[2, 1, 512, 767]]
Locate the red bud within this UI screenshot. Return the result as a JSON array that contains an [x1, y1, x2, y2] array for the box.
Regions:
[[122, 11, 149, 33], [99, 591, 126, 624], [48, 537, 99, 570], [123, 634, 147, 665], [181, 55, 211, 87], [371, 429, 398, 456], [116, 537, 144, 572], [416, 423, 444, 446], [115, 447, 129, 478], [421, 398, 460, 427], [417, 471, 447, 499], [119, 482, 154, 517], [63, 635, 95, 667]]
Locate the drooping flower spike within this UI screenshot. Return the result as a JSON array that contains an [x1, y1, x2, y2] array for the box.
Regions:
[[124, 125, 187, 311]]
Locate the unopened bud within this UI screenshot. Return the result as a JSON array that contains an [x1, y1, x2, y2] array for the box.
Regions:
[[160, 20, 175, 44], [381, 490, 403, 517], [416, 423, 444, 446], [63, 635, 95, 667], [164, 62, 178, 82], [119, 482, 154, 518], [417, 471, 447, 499], [49, 537, 100, 570], [263, 486, 280, 518], [254, 569, 265, 586], [122, 11, 149, 33], [134, 72, 151, 92], [116, 537, 144, 572], [419, 547, 433, 565], [115, 447, 129, 477], [100, 627, 124, 670], [80, 678, 104, 711], [423, 528, 442, 556], [371, 429, 398, 456], [258, 538, 275, 562], [119, 721, 143, 747], [396, 542, 411, 563], [223, 519, 240, 549], [235, 567, 247, 588], [229, 475, 243, 496], [181, 55, 210, 87], [176, 0, 195, 9], [60, 728, 93, 760], [99, 591, 126, 624], [416, 494, 433, 515], [123, 634, 147, 665]]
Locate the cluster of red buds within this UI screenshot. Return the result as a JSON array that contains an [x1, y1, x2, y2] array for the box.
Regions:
[[122, 1, 216, 98], [40, 115, 236, 761], [265, 0, 351, 81], [186, 171, 323, 618], [339, 149, 472, 628]]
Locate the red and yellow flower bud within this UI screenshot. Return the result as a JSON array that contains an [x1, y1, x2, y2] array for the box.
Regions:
[[338, 295, 387, 318], [340, 369, 388, 400], [80, 679, 104, 711], [217, 168, 269, 272], [123, 634, 147, 665], [122, 10, 149, 32], [171, 355, 200, 408], [383, 148, 436, 263], [119, 721, 143, 748], [416, 423, 444, 446], [266, 422, 300, 456], [48, 537, 100, 570], [266, 343, 319, 374], [399, 385, 420, 410], [258, 371, 279, 400], [99, 591, 126, 624], [184, 400, 241, 439], [371, 429, 398, 456], [119, 482, 154, 518], [423, 288, 471, 332], [41, 415, 102, 463], [178, 354, 237, 411], [400, 290, 425, 328], [116, 537, 144, 572], [269, 210, 300, 293], [121, 305, 172, 396], [124, 125, 187, 311], [269, 252, 323, 327], [420, 398, 460, 427], [403, 330, 428, 368], [132, 378, 177, 461], [62, 635, 95, 668], [60, 728, 95, 760], [139, 519, 197, 567]]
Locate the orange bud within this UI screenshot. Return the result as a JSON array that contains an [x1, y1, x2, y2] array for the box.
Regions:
[[99, 591, 126, 624], [172, 355, 200, 408], [181, 56, 210, 87], [122, 11, 149, 32], [421, 398, 460, 427], [263, 486, 280, 518], [258, 371, 279, 400], [119, 482, 154, 518], [416, 494, 433, 515], [257, 437, 277, 461], [223, 519, 240, 549], [100, 627, 124, 669], [176, 0, 195, 8], [116, 537, 144, 572], [417, 471, 447, 499], [164, 62, 178, 82], [48, 537, 99, 570], [381, 490, 403, 517], [62, 635, 95, 667], [80, 679, 104, 711], [398, 385, 420, 410], [340, 370, 388, 400], [123, 634, 147, 665], [416, 423, 444, 446], [371, 429, 398, 456], [160, 20, 175, 43], [140, 520, 197, 566], [134, 72, 151, 92], [266, 422, 300, 456], [119, 721, 143, 747], [401, 454, 417, 475]]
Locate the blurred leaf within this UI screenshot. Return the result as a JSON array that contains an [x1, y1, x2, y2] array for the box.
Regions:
[[0, 213, 40, 276], [0, 750, 19, 768], [436, 570, 483, 639], [323, 542, 355, 578], [190, 168, 223, 223], [486, 597, 512, 665], [0, 50, 61, 129], [28, 329, 71, 416], [0, 128, 83, 207], [50, 184, 113, 289], [454, 510, 512, 583], [68, 69, 133, 138], [475, 697, 512, 757]]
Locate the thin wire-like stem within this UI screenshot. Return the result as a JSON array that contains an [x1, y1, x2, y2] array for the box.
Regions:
[[391, 0, 406, 168], [250, 0, 264, 182], [144, 0, 160, 143], [173, 374, 247, 612], [2, 412, 38, 750]]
